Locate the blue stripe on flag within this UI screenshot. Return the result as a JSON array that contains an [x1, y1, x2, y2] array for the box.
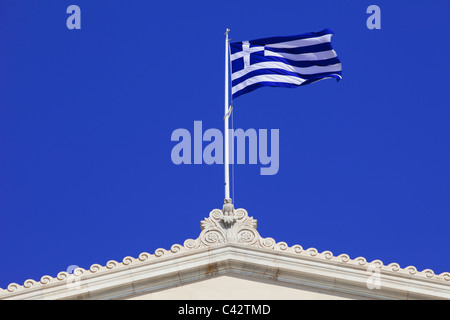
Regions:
[[265, 43, 334, 55], [247, 28, 335, 46], [251, 54, 341, 69]]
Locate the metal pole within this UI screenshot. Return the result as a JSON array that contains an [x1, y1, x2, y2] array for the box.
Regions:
[[224, 28, 231, 202]]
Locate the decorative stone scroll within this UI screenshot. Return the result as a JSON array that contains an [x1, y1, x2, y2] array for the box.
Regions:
[[183, 208, 275, 250]]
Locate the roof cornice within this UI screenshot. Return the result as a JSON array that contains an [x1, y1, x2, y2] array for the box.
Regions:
[[1, 208, 449, 299]]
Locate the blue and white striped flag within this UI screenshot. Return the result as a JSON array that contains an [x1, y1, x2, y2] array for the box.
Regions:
[[230, 29, 342, 99]]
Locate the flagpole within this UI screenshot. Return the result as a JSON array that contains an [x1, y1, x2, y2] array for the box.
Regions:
[[224, 28, 230, 201], [223, 28, 234, 214]]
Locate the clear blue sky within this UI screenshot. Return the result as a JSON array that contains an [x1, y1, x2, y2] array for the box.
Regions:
[[1, 0, 450, 289]]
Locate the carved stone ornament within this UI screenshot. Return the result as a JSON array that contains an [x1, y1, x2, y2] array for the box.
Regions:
[[183, 208, 275, 250], [221, 198, 236, 226]]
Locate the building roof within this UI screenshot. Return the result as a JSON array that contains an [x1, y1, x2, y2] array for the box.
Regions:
[[1, 208, 450, 299]]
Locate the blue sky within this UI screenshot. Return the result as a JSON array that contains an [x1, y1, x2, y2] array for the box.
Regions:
[[1, 0, 450, 289]]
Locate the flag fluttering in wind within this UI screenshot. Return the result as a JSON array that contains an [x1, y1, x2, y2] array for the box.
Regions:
[[229, 29, 342, 99]]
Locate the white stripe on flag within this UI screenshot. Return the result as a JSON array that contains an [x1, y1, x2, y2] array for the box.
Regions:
[[231, 74, 306, 95], [231, 61, 342, 81], [263, 49, 337, 61], [265, 34, 332, 49], [230, 46, 264, 61]]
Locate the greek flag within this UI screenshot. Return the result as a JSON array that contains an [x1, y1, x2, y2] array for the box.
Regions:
[[230, 29, 342, 99]]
